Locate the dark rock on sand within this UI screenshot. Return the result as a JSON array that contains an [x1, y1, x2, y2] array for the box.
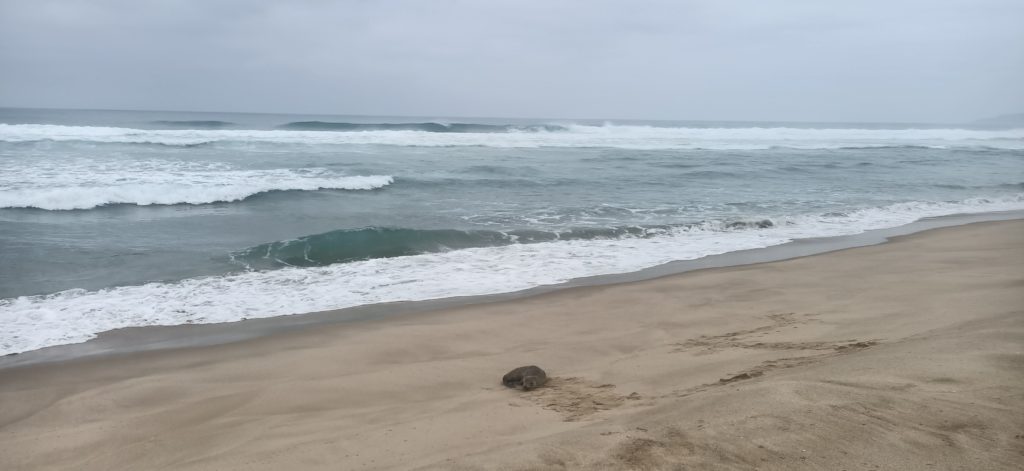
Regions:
[[502, 365, 548, 390]]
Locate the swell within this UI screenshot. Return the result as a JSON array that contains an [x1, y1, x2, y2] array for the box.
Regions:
[[932, 182, 1024, 191], [782, 144, 943, 150], [151, 120, 234, 129], [278, 121, 568, 133], [231, 220, 775, 269]]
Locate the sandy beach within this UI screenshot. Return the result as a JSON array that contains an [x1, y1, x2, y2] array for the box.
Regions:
[[1, 219, 1022, 470]]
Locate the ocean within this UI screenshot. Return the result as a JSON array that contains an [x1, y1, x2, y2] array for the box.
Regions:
[[1, 107, 1022, 355]]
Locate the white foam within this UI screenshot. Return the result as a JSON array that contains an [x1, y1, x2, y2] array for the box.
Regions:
[[2, 123, 1022, 150], [1, 194, 1021, 355], [0, 159, 392, 210]]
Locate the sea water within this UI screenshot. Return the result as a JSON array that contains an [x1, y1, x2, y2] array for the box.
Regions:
[[1, 107, 1022, 354]]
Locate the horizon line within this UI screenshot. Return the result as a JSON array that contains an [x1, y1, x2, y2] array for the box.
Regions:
[[0, 104, 983, 127]]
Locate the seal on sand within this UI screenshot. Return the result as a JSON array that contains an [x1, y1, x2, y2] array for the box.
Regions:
[[502, 365, 548, 390]]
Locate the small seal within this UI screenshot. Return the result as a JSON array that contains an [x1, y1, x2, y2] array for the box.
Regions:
[[502, 365, 548, 391]]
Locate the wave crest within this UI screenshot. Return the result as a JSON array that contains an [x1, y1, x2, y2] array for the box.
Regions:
[[279, 121, 567, 133], [3, 123, 1022, 150], [1, 195, 1022, 355], [232, 221, 779, 269], [0, 163, 393, 210]]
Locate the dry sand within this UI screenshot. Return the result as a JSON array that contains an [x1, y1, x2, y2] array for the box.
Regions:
[[1, 220, 1022, 470]]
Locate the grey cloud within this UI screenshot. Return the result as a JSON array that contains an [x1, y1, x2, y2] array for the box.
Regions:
[[1, 0, 1022, 122]]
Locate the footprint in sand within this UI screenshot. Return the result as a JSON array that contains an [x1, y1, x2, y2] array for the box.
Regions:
[[519, 377, 640, 421], [672, 312, 806, 354], [673, 312, 879, 355], [668, 339, 881, 399]]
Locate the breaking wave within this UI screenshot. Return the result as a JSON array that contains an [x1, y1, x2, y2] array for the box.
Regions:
[[279, 121, 567, 133], [230, 221, 776, 269], [2, 123, 1022, 149], [0, 160, 393, 210], [2, 194, 1022, 355]]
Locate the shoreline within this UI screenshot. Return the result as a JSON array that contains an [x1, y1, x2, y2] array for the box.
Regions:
[[3, 208, 1023, 369], [1, 218, 1021, 469]]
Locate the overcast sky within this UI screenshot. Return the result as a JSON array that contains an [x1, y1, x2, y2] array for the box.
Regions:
[[1, 0, 1022, 123]]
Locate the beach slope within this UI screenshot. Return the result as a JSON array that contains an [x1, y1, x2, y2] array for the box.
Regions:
[[1, 220, 1022, 470]]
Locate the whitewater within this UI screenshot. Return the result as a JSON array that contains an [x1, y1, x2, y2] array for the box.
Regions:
[[2, 195, 1023, 354], [0, 159, 392, 210], [1, 108, 1022, 355], [2, 122, 1023, 150]]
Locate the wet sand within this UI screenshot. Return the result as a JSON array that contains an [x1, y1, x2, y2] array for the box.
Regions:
[[1, 220, 1022, 470]]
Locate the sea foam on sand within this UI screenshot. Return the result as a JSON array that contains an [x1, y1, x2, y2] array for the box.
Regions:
[[1, 194, 1021, 355]]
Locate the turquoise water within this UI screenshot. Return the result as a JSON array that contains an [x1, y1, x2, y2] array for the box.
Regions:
[[1, 107, 1022, 354]]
